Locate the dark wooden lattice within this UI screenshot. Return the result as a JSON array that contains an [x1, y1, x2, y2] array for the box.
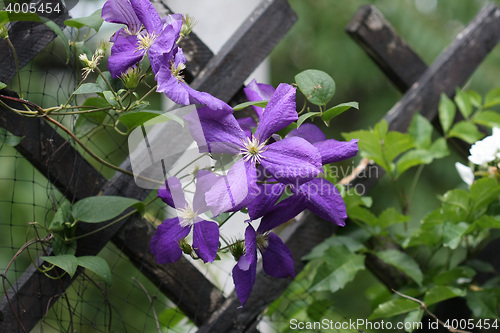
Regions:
[[1, 1, 500, 332]]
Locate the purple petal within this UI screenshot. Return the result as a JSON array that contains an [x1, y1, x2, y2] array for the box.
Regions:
[[287, 123, 326, 144], [247, 183, 285, 220], [184, 106, 245, 154], [297, 178, 347, 226], [238, 224, 257, 271], [107, 35, 144, 78], [130, 0, 162, 33], [243, 79, 275, 119], [313, 139, 359, 165], [150, 217, 191, 264], [148, 27, 180, 72], [205, 159, 258, 216], [158, 177, 187, 209], [261, 233, 295, 278], [232, 260, 256, 307], [257, 195, 307, 233], [156, 66, 232, 113], [102, 0, 141, 34], [237, 117, 257, 138], [254, 83, 297, 142], [192, 220, 219, 263], [260, 136, 322, 185], [193, 170, 219, 212]]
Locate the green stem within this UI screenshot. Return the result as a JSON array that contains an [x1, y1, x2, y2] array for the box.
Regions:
[[95, 67, 124, 110], [218, 211, 238, 228], [6, 37, 23, 100], [138, 85, 158, 104]]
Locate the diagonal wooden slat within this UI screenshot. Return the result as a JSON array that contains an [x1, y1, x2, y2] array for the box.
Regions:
[[0, 0, 297, 331], [195, 4, 500, 332]]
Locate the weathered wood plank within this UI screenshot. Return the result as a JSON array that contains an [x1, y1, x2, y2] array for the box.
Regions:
[[0, 0, 298, 330], [194, 4, 500, 332], [345, 5, 427, 92]]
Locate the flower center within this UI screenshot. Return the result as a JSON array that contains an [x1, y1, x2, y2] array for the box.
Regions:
[[170, 61, 186, 83], [256, 233, 269, 252], [240, 136, 267, 164], [177, 205, 199, 227], [136, 31, 158, 52]]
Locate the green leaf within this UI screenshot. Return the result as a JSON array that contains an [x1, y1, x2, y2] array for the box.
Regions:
[[52, 237, 77, 256], [0, 127, 23, 147], [466, 90, 482, 108], [484, 87, 500, 109], [295, 69, 336, 106], [375, 207, 410, 229], [96, 71, 123, 93], [475, 215, 500, 229], [159, 308, 185, 328], [118, 110, 184, 133], [473, 110, 500, 128], [72, 196, 144, 223], [438, 93, 456, 134], [454, 89, 473, 119], [74, 97, 110, 137], [441, 189, 470, 212], [442, 221, 469, 249], [41, 254, 78, 278], [404, 310, 424, 332], [77, 256, 112, 284], [466, 290, 499, 319], [0, 81, 6, 90], [49, 201, 72, 231], [428, 137, 449, 159], [409, 113, 433, 149], [74, 83, 104, 95], [433, 266, 476, 285], [375, 250, 423, 286], [321, 101, 358, 124], [424, 286, 466, 306], [369, 298, 420, 320], [384, 131, 414, 162], [470, 178, 500, 212], [303, 236, 366, 260], [395, 149, 433, 179], [233, 100, 268, 111], [64, 9, 103, 32], [448, 121, 483, 144], [102, 90, 120, 108], [297, 112, 321, 128], [309, 245, 365, 293]]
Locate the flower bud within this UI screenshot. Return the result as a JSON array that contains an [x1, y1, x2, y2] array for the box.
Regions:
[[179, 238, 192, 255], [180, 14, 196, 39], [120, 67, 143, 90], [229, 239, 245, 261], [0, 24, 8, 39]]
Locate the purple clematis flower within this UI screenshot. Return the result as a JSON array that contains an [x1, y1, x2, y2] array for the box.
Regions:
[[102, 0, 182, 78], [246, 123, 358, 223], [257, 177, 348, 233], [155, 46, 232, 112], [233, 224, 294, 306], [243, 79, 275, 119], [150, 170, 219, 264], [185, 83, 323, 216]]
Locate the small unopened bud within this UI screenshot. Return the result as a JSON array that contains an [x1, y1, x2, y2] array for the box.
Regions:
[[79, 53, 91, 66], [96, 40, 109, 57], [229, 239, 245, 262], [179, 14, 197, 40], [0, 24, 8, 39], [179, 238, 192, 255], [120, 66, 143, 90]]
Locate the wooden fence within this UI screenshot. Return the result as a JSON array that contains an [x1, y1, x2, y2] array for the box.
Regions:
[[1, 1, 500, 332]]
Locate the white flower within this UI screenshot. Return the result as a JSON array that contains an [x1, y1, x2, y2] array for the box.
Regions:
[[455, 162, 474, 186], [468, 127, 500, 165]]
